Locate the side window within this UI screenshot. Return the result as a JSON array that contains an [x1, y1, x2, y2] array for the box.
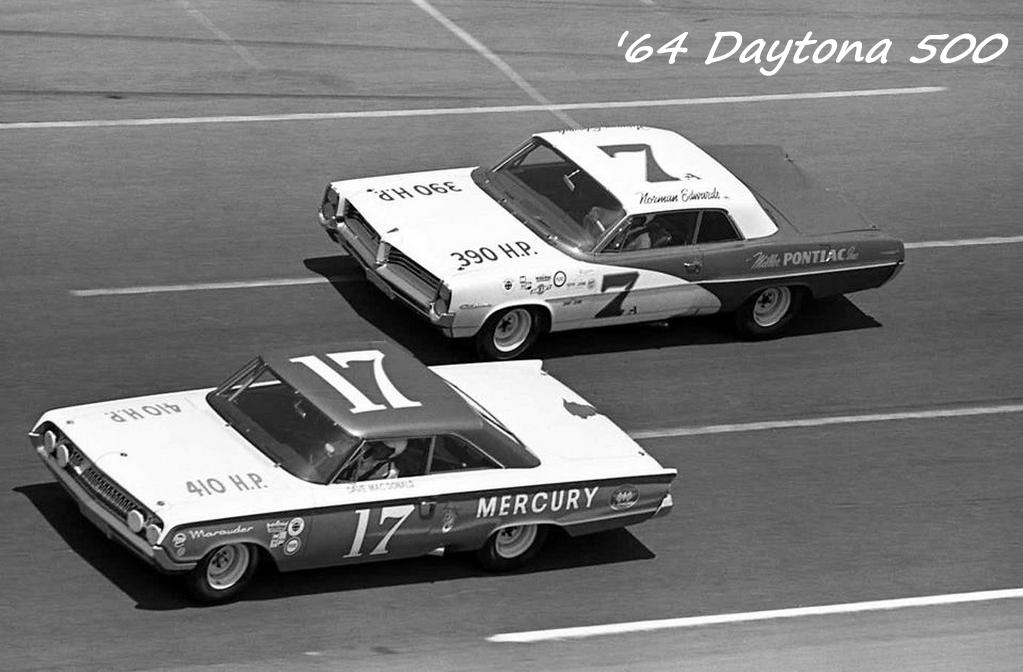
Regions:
[[696, 210, 740, 244], [334, 437, 431, 482], [429, 435, 500, 473], [603, 211, 699, 253]]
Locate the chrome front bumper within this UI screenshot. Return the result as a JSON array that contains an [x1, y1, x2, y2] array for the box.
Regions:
[[319, 214, 459, 336], [35, 445, 195, 574]]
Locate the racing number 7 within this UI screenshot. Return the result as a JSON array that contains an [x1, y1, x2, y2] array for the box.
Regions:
[[598, 143, 681, 183], [595, 272, 640, 318], [290, 350, 422, 414]]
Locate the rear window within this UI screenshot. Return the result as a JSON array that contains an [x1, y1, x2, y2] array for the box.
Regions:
[[697, 210, 740, 243]]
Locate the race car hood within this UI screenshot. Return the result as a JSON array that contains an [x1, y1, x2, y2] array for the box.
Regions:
[[431, 362, 670, 477], [335, 167, 559, 279], [37, 389, 303, 518]]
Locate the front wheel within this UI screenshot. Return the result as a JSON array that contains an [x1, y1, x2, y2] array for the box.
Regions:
[[734, 286, 803, 339], [476, 524, 548, 571], [185, 543, 259, 604], [475, 306, 543, 360]]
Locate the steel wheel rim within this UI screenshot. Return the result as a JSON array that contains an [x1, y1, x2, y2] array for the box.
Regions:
[[206, 544, 250, 590], [753, 287, 792, 327], [493, 309, 532, 353], [494, 525, 537, 558]]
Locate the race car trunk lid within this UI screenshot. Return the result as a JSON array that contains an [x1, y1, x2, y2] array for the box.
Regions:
[[431, 361, 670, 475]]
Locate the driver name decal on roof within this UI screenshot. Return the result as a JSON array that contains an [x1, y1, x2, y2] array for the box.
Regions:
[[476, 486, 599, 518], [369, 181, 462, 201], [637, 187, 723, 205]]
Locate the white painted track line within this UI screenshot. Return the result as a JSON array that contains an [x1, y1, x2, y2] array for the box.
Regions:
[[905, 235, 1023, 249], [69, 274, 361, 297], [0, 86, 945, 130], [630, 403, 1023, 440], [488, 587, 1023, 643], [68, 233, 1023, 297], [407, 0, 579, 129], [175, 0, 262, 69]]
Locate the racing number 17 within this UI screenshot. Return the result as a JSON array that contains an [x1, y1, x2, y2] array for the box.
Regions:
[[343, 504, 415, 558], [290, 350, 421, 414]]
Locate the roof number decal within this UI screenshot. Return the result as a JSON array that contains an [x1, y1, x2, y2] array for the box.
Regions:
[[599, 143, 681, 183], [290, 350, 422, 414]]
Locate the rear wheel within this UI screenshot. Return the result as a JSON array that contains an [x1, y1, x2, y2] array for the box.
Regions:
[[475, 306, 542, 360], [185, 543, 259, 604], [476, 524, 548, 571], [735, 286, 803, 339]]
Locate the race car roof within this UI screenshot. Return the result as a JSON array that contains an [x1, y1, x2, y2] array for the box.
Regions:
[[261, 342, 483, 439], [535, 126, 778, 239]]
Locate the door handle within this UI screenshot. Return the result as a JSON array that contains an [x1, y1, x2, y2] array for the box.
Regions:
[[682, 261, 702, 274]]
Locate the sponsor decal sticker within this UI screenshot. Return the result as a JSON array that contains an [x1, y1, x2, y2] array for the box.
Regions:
[[441, 507, 457, 534], [106, 402, 183, 423], [451, 242, 537, 270], [283, 538, 302, 556], [187, 524, 254, 541], [185, 473, 266, 497], [553, 271, 567, 287], [503, 279, 514, 291], [267, 519, 288, 549], [172, 532, 187, 547], [476, 487, 599, 519], [750, 246, 859, 269], [369, 181, 462, 202], [287, 517, 305, 537], [610, 485, 640, 511]]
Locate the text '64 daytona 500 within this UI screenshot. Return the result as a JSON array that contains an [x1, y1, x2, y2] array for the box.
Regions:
[[319, 126, 905, 359], [30, 342, 675, 603]]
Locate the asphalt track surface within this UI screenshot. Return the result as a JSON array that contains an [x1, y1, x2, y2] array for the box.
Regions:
[[2, 1, 1021, 670]]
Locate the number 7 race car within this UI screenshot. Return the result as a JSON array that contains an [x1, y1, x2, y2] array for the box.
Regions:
[[318, 125, 905, 359], [29, 342, 675, 604]]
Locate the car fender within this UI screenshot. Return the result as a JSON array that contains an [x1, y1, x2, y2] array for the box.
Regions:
[[476, 299, 554, 336]]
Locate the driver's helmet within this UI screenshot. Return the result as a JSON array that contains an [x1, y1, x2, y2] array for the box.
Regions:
[[382, 438, 408, 458]]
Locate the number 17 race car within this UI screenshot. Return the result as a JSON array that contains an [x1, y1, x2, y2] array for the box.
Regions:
[[30, 342, 675, 603], [318, 125, 905, 359]]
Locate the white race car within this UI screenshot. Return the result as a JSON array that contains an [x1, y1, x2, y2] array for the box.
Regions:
[[30, 342, 675, 603], [318, 126, 904, 359]]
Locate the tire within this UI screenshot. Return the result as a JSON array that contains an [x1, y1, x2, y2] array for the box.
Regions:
[[475, 306, 543, 360], [734, 285, 803, 339], [185, 543, 259, 604], [476, 524, 548, 571]]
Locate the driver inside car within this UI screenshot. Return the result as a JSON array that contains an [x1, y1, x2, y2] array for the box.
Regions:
[[353, 438, 408, 481]]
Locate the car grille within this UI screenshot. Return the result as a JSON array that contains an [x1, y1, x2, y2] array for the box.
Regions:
[[345, 204, 380, 248], [385, 246, 442, 296], [65, 443, 150, 522]]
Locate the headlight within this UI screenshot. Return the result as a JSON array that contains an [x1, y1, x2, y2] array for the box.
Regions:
[[55, 444, 70, 468], [43, 429, 59, 454], [126, 510, 145, 533], [145, 523, 162, 545], [434, 284, 452, 314]]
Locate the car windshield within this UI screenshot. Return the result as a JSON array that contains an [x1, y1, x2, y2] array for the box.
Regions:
[[207, 359, 361, 484], [479, 139, 625, 253]]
